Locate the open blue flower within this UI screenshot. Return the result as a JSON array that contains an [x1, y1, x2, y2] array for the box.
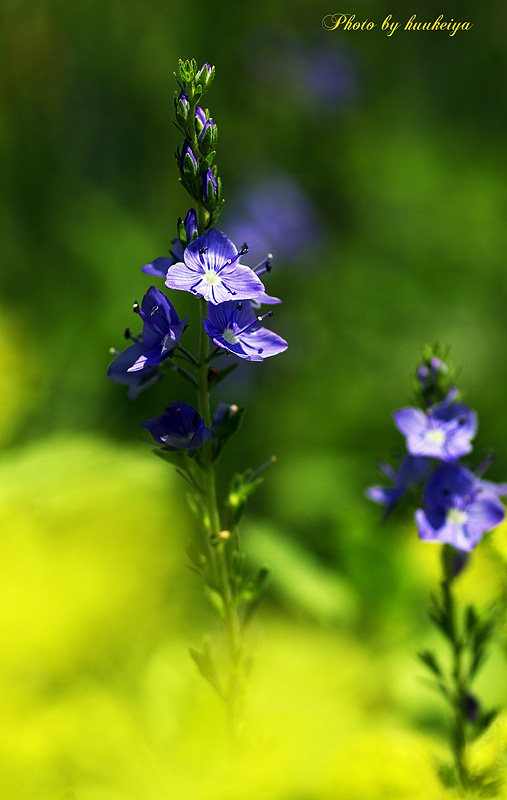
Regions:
[[107, 286, 187, 385], [165, 229, 265, 304], [142, 402, 211, 453], [366, 455, 431, 518], [415, 463, 505, 551], [393, 397, 477, 461], [202, 300, 287, 361]]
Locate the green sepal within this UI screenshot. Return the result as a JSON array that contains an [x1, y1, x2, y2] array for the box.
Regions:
[[417, 649, 443, 678], [189, 641, 223, 697], [211, 405, 244, 461], [226, 469, 265, 527], [198, 151, 217, 174], [207, 361, 239, 390]]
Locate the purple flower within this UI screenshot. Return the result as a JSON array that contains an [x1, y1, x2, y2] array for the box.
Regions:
[[107, 286, 187, 383], [142, 402, 211, 453], [393, 398, 477, 461], [415, 463, 505, 551], [165, 229, 265, 305], [366, 455, 431, 518], [202, 300, 287, 361], [142, 209, 198, 278]]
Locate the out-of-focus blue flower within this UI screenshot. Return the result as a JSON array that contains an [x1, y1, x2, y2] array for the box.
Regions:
[[366, 455, 431, 518], [223, 170, 324, 266], [165, 229, 265, 305], [393, 398, 477, 461], [142, 209, 198, 278], [142, 402, 211, 453], [202, 300, 287, 361], [415, 463, 505, 551], [246, 28, 358, 113], [107, 286, 186, 387]]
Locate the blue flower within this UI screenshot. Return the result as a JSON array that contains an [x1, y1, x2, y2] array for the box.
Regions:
[[415, 463, 505, 551], [107, 286, 187, 384], [142, 402, 211, 453], [165, 229, 265, 305], [202, 300, 287, 361], [366, 455, 431, 518], [107, 343, 162, 400], [393, 397, 477, 461]]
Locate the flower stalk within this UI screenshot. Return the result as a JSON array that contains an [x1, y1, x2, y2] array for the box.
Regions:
[[107, 58, 287, 742]]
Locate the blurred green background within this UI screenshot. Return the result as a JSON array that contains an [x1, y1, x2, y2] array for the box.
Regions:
[[2, 0, 507, 797]]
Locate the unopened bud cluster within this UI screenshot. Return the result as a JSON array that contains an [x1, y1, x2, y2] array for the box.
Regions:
[[174, 59, 222, 223]]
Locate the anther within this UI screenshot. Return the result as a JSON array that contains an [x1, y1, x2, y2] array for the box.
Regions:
[[132, 302, 140, 313], [240, 243, 249, 255], [124, 328, 131, 339], [199, 247, 208, 255], [236, 302, 243, 311]]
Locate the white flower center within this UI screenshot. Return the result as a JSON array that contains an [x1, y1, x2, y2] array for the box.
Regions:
[[447, 508, 468, 526], [204, 270, 221, 286], [223, 328, 239, 345], [425, 429, 446, 445]]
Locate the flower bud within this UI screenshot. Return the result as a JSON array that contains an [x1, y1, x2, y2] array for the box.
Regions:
[[175, 89, 190, 126], [195, 105, 207, 135], [202, 168, 218, 207], [180, 140, 198, 180], [184, 208, 198, 243], [195, 62, 215, 90], [199, 119, 216, 155]]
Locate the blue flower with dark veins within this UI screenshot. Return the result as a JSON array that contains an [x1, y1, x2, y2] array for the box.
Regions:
[[165, 229, 265, 304], [107, 286, 187, 386], [415, 463, 505, 551], [202, 300, 287, 361], [142, 402, 211, 453], [393, 397, 477, 461], [142, 209, 198, 278], [366, 455, 431, 518]]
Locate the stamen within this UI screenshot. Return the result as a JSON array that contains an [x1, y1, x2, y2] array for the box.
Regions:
[[150, 306, 159, 316], [199, 247, 208, 255], [133, 302, 140, 313], [236, 302, 243, 311], [240, 243, 249, 255]]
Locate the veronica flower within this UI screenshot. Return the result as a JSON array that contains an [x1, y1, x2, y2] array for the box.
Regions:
[[393, 397, 477, 461], [415, 463, 505, 551], [366, 455, 431, 518], [165, 229, 265, 304], [107, 344, 162, 400], [142, 209, 198, 278], [107, 286, 187, 382], [202, 300, 287, 361], [142, 402, 211, 453]]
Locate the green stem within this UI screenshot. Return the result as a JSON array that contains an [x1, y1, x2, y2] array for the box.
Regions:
[[441, 545, 468, 793], [197, 294, 243, 740]]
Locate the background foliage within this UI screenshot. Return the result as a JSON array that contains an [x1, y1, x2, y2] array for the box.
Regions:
[[2, 0, 507, 796]]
